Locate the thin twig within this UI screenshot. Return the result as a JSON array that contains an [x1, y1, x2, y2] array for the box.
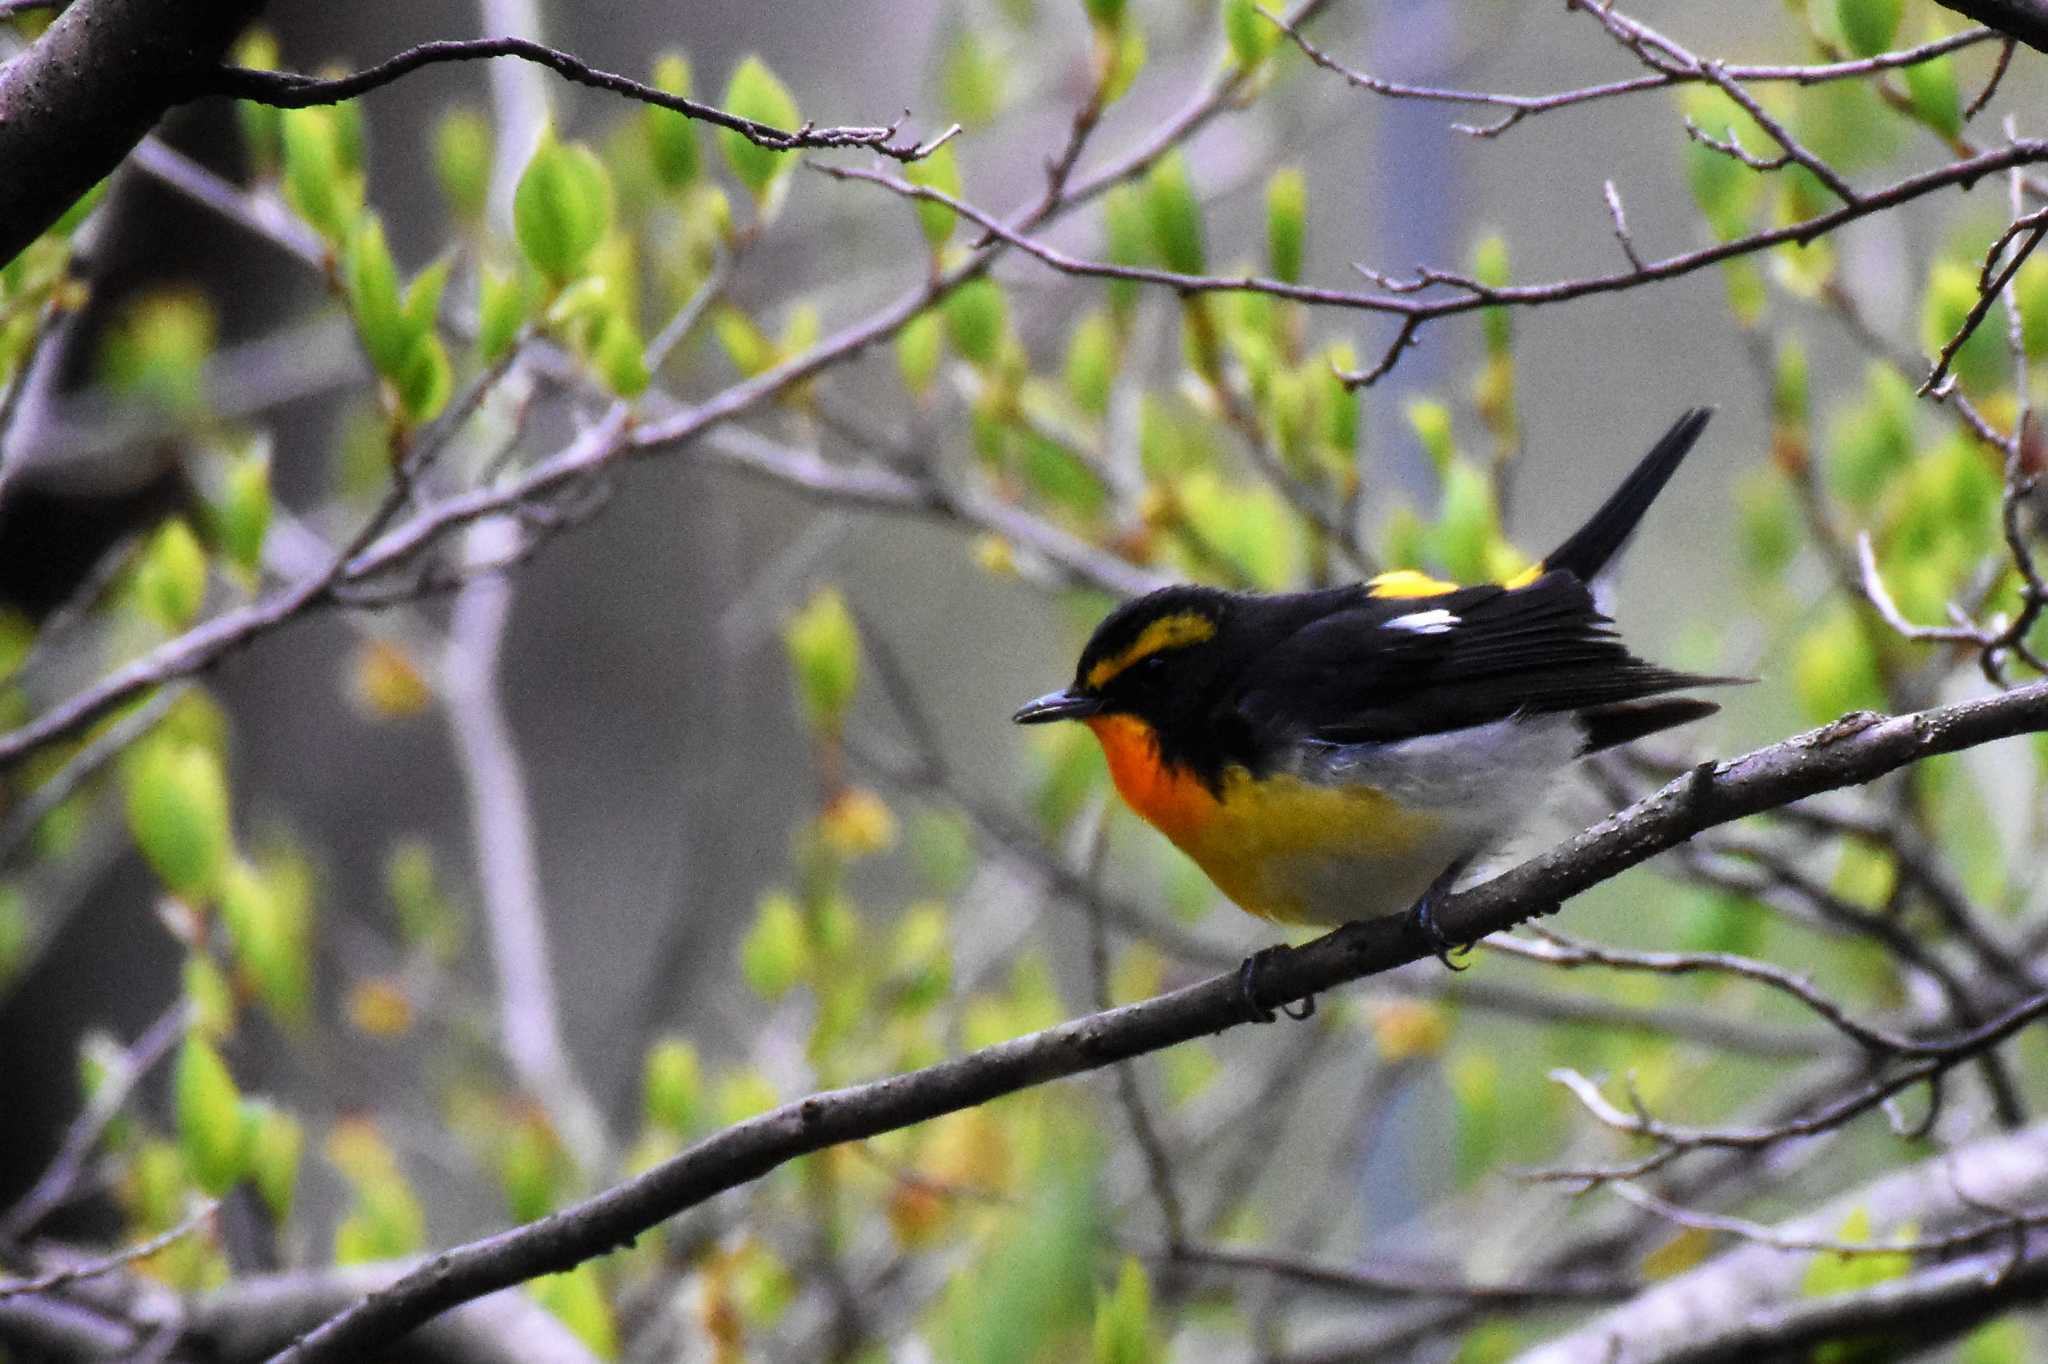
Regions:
[[0, 1002, 190, 1242], [1260, 3, 1995, 137], [0, 1200, 219, 1298], [208, 38, 943, 161]]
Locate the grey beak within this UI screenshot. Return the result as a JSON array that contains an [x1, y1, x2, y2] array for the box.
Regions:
[[1012, 689, 1100, 724]]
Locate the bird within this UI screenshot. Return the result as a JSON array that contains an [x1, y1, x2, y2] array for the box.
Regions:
[[1013, 408, 1734, 1017]]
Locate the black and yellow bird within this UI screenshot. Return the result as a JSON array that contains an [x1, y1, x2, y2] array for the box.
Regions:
[[1014, 409, 1732, 1002]]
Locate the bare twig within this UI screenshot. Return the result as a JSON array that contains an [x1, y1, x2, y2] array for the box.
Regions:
[[1161, 1241, 1635, 1304], [0, 1200, 218, 1298], [1920, 208, 2048, 395], [1487, 928, 1932, 1058], [1543, 984, 2048, 1182], [208, 38, 943, 162], [1602, 180, 1646, 272], [1258, 4, 1996, 138], [0, 1002, 189, 1242], [1966, 36, 2018, 119]]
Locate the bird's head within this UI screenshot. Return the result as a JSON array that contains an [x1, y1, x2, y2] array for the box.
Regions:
[[1012, 585, 1235, 733]]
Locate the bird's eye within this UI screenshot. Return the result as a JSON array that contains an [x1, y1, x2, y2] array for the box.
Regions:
[[1135, 654, 1169, 679]]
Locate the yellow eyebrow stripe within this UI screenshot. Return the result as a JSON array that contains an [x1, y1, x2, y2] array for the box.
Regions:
[[1086, 612, 1217, 689], [1367, 569, 1459, 599]]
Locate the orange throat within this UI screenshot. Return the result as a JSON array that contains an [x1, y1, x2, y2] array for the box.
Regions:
[[1083, 714, 1220, 843]]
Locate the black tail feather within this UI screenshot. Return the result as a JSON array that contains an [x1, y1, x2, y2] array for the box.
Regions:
[[1543, 408, 1712, 583], [1578, 697, 1722, 755]]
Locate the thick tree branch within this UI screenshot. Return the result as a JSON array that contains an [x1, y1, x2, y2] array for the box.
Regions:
[[0, 0, 267, 264], [267, 681, 2048, 1363], [1936, 0, 2048, 53]]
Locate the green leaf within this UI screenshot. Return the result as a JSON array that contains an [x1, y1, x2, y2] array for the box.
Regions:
[[393, 334, 453, 425], [1901, 43, 1961, 138], [99, 291, 216, 413], [175, 1034, 248, 1195], [216, 444, 272, 576], [643, 1037, 703, 1135], [136, 519, 209, 631], [1736, 467, 1801, 581], [497, 1113, 566, 1221], [477, 264, 533, 364], [1084, 0, 1127, 31], [124, 737, 233, 902], [645, 53, 702, 190], [742, 892, 808, 999], [1827, 362, 1916, 505], [720, 56, 801, 201], [1064, 310, 1120, 415], [1794, 607, 1885, 724], [233, 31, 284, 176], [245, 1100, 302, 1223], [897, 308, 944, 397], [1222, 0, 1277, 68], [432, 107, 493, 221], [943, 275, 1009, 368], [182, 951, 236, 1039], [329, 1120, 426, 1262], [1101, 24, 1147, 105], [890, 901, 952, 1013], [1471, 233, 1511, 354], [1407, 398, 1456, 473], [515, 130, 615, 286], [279, 108, 362, 243], [1093, 1257, 1156, 1364], [343, 217, 406, 373], [593, 316, 649, 398], [220, 857, 312, 1025], [715, 305, 777, 377], [0, 885, 25, 989], [905, 141, 963, 253], [940, 27, 1008, 125], [1102, 185, 1149, 322], [531, 1264, 619, 1360], [1144, 151, 1206, 276], [783, 587, 862, 733], [1835, 0, 1903, 57], [2019, 256, 2048, 360], [1266, 167, 1306, 284]]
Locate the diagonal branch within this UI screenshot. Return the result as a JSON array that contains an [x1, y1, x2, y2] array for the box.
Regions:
[[266, 679, 2048, 1363], [206, 37, 949, 161]]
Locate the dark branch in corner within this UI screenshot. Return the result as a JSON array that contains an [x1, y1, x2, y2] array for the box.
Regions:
[[0, 0, 269, 264], [1933, 0, 2048, 53], [267, 681, 2048, 1363], [206, 37, 956, 161]]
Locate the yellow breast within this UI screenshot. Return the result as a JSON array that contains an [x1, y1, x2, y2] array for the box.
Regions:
[[1084, 714, 1448, 924]]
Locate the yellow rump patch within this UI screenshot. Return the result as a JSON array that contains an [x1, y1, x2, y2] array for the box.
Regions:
[[1367, 568, 1459, 599], [1502, 560, 1546, 589], [1085, 611, 1216, 690]]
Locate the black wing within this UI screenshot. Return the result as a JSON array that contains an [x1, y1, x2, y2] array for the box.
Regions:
[[1228, 571, 1726, 747]]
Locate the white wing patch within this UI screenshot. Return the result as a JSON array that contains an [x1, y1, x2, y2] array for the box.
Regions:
[[1383, 608, 1460, 635]]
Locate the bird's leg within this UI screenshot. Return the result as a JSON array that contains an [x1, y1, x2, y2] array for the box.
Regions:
[[1233, 944, 1316, 1023], [1410, 858, 1473, 971]]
